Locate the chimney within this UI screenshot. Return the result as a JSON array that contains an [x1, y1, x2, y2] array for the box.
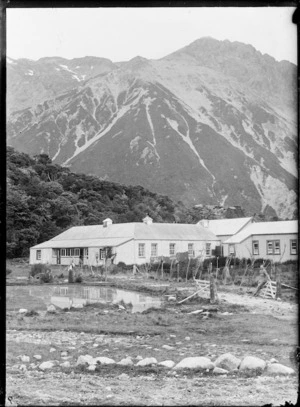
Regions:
[[103, 218, 113, 228], [143, 215, 153, 225], [197, 219, 209, 228]]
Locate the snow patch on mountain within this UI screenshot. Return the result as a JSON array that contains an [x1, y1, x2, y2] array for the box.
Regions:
[[7, 57, 17, 65], [250, 165, 297, 219], [144, 97, 160, 162], [64, 104, 132, 165]]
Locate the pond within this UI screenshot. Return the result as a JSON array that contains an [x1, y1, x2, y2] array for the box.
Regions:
[[6, 284, 162, 313]]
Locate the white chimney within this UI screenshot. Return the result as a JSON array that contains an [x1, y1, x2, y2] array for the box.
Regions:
[[103, 218, 113, 228], [143, 215, 153, 225], [197, 219, 209, 228]]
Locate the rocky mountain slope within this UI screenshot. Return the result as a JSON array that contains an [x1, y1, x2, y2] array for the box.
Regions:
[[7, 37, 297, 219]]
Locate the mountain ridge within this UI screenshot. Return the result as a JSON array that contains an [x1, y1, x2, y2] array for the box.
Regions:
[[7, 37, 297, 220]]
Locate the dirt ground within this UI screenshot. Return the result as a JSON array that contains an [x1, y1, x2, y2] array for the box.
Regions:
[[6, 262, 299, 406]]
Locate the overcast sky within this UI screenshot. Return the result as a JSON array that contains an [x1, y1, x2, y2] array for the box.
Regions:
[[7, 7, 297, 64]]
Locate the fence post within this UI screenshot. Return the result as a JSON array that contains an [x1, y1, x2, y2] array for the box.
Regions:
[[176, 262, 180, 282], [210, 273, 218, 304], [276, 267, 282, 300]]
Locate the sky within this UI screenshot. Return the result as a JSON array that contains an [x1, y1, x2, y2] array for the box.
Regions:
[[7, 7, 297, 64]]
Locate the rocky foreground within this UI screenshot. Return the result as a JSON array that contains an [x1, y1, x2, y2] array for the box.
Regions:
[[6, 289, 298, 406]]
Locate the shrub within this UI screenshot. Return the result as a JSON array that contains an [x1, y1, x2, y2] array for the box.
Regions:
[[30, 263, 48, 277], [75, 275, 83, 283], [39, 272, 53, 283]]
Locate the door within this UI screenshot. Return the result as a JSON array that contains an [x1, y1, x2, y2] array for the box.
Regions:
[[57, 249, 61, 265], [79, 248, 84, 266]]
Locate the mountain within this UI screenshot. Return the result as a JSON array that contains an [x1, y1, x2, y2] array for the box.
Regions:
[[7, 37, 297, 219], [7, 56, 116, 114]]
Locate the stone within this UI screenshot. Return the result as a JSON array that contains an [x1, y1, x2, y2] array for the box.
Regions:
[[61, 351, 68, 357], [185, 337, 191, 341], [47, 305, 56, 312], [19, 364, 27, 371], [87, 364, 96, 371], [239, 356, 266, 372], [60, 361, 71, 368], [162, 345, 175, 350], [20, 355, 30, 363], [214, 353, 241, 371], [76, 355, 95, 366], [49, 348, 56, 353], [94, 357, 115, 365], [136, 355, 143, 360], [269, 358, 279, 364], [118, 358, 133, 366], [39, 361, 55, 371], [118, 373, 130, 380], [170, 334, 176, 338], [174, 357, 214, 370], [168, 296, 176, 301], [19, 309, 28, 314], [213, 367, 229, 375], [33, 355, 42, 360], [266, 363, 295, 375], [72, 304, 83, 309], [93, 344, 99, 347], [159, 360, 175, 368], [136, 357, 158, 367]]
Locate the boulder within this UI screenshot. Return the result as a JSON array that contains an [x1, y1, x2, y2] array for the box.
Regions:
[[87, 364, 96, 371], [214, 353, 241, 371], [61, 351, 68, 357], [266, 363, 295, 375], [19, 309, 28, 314], [136, 355, 143, 361], [162, 345, 175, 350], [76, 355, 95, 366], [168, 296, 176, 302], [118, 373, 130, 380], [33, 355, 42, 360], [213, 366, 229, 375], [136, 357, 158, 367], [174, 357, 214, 370], [19, 364, 27, 371], [159, 360, 175, 368], [94, 357, 115, 365], [39, 361, 55, 371], [118, 358, 134, 366], [47, 305, 56, 312], [20, 355, 30, 363], [49, 348, 56, 353], [239, 356, 266, 372], [269, 358, 279, 364]]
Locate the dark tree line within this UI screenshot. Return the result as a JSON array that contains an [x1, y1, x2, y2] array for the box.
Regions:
[[7, 147, 199, 258]]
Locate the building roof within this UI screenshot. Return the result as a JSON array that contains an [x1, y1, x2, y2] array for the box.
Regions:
[[197, 217, 253, 236], [224, 220, 298, 244], [31, 222, 219, 249]]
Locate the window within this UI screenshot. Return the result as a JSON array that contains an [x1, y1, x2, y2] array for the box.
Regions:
[[99, 249, 106, 260], [267, 240, 280, 255], [36, 250, 41, 260], [61, 249, 66, 256], [52, 249, 57, 257], [75, 248, 80, 256], [290, 240, 298, 255], [138, 243, 145, 258], [229, 244, 235, 255], [151, 243, 158, 257], [205, 243, 211, 256], [252, 241, 259, 255], [188, 243, 194, 257], [169, 243, 176, 256], [84, 248, 88, 258]]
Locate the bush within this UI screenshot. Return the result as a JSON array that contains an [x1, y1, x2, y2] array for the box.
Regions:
[[39, 272, 54, 283], [30, 263, 48, 277], [75, 275, 83, 283]]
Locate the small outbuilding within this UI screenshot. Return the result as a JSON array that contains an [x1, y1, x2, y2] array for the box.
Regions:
[[222, 220, 298, 262], [30, 216, 220, 266]]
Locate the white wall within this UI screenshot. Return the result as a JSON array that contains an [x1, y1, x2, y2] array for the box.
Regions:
[[224, 233, 298, 262], [30, 248, 52, 265]]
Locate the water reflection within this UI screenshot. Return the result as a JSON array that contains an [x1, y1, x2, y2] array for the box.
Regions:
[[51, 285, 161, 313], [16, 285, 161, 313]]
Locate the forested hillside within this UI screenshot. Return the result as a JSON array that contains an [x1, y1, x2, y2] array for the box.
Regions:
[[7, 147, 199, 258]]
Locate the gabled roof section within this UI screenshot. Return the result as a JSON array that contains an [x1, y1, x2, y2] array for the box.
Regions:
[[30, 221, 219, 250], [224, 220, 298, 244], [197, 217, 253, 236]]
